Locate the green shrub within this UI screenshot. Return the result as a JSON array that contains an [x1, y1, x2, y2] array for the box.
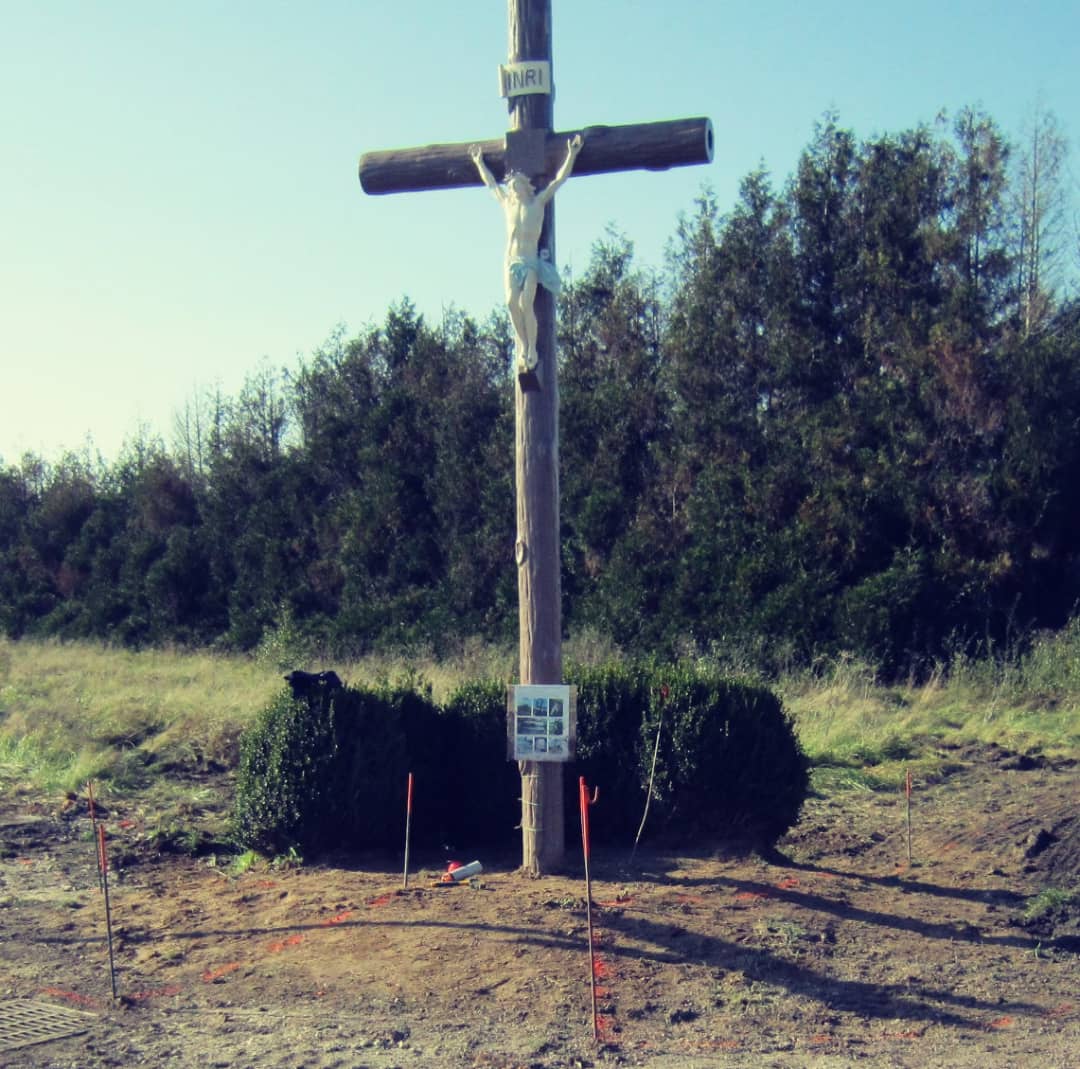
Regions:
[[642, 665, 809, 846], [232, 689, 339, 854], [569, 662, 809, 849], [568, 662, 652, 838], [441, 679, 521, 847], [331, 685, 411, 849], [233, 682, 426, 854], [232, 663, 809, 858]]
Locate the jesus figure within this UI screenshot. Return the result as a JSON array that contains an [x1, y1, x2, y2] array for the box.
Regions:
[[470, 134, 585, 373]]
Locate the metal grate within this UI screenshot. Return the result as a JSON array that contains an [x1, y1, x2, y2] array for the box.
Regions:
[[0, 1000, 96, 1053]]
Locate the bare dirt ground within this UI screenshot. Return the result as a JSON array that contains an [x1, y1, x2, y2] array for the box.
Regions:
[[2, 744, 1078, 1068]]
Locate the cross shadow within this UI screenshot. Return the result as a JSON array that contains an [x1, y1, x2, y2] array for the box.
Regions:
[[616, 845, 1024, 905], [592, 851, 1045, 953], [596, 908, 1043, 1030], [781, 856, 1027, 907]]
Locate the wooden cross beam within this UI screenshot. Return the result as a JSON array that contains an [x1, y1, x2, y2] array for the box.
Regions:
[[359, 118, 714, 195], [357, 0, 711, 875]]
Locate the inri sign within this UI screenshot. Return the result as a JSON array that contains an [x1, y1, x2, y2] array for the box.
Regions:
[[499, 61, 551, 98]]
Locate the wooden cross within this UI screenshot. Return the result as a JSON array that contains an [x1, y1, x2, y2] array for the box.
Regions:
[[358, 0, 712, 875]]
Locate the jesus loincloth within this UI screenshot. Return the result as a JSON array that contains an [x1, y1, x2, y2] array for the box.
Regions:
[[508, 255, 561, 295]]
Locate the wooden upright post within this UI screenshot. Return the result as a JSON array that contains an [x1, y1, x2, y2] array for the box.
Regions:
[[357, 0, 712, 877], [509, 0, 563, 875]]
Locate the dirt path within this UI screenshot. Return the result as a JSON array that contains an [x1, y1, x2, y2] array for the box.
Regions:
[[1, 746, 1077, 1067]]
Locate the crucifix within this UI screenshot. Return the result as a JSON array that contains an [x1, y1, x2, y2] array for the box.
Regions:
[[358, 0, 712, 876]]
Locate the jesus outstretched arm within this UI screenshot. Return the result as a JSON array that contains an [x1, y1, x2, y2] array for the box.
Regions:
[[469, 144, 505, 201], [537, 133, 584, 206]]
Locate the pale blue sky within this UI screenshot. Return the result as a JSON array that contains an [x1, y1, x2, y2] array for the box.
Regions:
[[2, 1, 1077, 464]]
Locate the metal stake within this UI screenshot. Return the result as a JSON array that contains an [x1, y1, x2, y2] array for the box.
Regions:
[[97, 824, 118, 999], [906, 768, 913, 865], [579, 777, 600, 1043], [403, 772, 414, 890], [87, 781, 104, 893]]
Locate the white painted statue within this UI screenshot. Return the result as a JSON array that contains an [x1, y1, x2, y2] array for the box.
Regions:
[[470, 134, 585, 373]]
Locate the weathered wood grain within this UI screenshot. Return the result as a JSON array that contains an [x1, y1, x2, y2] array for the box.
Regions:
[[358, 118, 714, 195]]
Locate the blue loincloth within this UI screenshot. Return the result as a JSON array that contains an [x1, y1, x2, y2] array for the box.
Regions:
[[509, 254, 561, 295]]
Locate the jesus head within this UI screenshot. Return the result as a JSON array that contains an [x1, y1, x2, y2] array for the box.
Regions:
[[506, 172, 536, 200]]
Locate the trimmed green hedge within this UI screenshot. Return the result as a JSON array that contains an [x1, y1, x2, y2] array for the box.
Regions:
[[233, 682, 441, 855], [439, 679, 523, 846], [569, 662, 809, 847], [232, 689, 339, 855], [232, 663, 809, 856]]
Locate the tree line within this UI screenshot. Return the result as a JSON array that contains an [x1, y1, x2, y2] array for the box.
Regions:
[[2, 108, 1078, 676]]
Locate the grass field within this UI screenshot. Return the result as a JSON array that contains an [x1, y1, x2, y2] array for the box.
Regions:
[[777, 635, 1080, 791]]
